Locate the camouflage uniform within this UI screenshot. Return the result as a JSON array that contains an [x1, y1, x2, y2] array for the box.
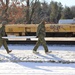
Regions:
[[33, 20, 49, 53], [0, 21, 11, 53]]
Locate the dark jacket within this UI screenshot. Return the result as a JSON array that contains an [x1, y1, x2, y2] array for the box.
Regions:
[[0, 26, 5, 37], [36, 21, 46, 38]]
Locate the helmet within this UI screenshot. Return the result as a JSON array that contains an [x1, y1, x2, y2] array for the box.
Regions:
[[2, 21, 7, 25]]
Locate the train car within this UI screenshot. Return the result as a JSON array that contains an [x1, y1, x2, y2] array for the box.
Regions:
[[5, 23, 75, 37]]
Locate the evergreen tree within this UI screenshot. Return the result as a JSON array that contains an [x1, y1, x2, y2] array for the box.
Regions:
[[50, 1, 63, 23], [70, 6, 75, 18], [61, 6, 73, 19]]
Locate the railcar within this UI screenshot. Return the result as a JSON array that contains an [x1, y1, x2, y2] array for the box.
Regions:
[[5, 24, 75, 37]]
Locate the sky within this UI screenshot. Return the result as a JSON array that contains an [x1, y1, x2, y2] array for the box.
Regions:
[[40, 0, 75, 7]]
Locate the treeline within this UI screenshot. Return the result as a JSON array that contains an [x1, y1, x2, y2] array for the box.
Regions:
[[0, 0, 75, 24]]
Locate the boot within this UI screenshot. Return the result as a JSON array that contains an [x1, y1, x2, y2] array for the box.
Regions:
[[7, 50, 12, 54], [33, 51, 39, 54], [45, 51, 52, 54]]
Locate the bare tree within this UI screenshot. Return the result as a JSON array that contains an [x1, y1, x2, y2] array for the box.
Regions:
[[0, 0, 9, 22]]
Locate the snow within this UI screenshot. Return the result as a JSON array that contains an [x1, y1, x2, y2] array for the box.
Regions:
[[0, 44, 75, 75], [58, 19, 75, 24], [0, 62, 75, 75]]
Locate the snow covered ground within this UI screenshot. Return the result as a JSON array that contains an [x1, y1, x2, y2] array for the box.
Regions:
[[0, 44, 75, 75], [0, 62, 75, 75]]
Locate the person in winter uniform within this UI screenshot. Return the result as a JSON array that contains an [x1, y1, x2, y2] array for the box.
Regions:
[[0, 21, 12, 54], [33, 19, 52, 54]]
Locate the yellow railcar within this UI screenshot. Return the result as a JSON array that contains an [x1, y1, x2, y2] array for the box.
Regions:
[[5, 24, 75, 37]]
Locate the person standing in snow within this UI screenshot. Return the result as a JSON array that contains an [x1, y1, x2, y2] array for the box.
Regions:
[[0, 21, 12, 54], [33, 19, 52, 54]]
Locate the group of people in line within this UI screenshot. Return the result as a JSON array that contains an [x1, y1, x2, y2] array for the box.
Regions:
[[0, 19, 52, 54]]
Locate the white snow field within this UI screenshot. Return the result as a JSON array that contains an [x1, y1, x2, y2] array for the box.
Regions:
[[0, 62, 75, 75], [0, 44, 75, 75]]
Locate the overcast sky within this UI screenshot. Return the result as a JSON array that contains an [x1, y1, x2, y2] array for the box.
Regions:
[[40, 0, 75, 7]]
